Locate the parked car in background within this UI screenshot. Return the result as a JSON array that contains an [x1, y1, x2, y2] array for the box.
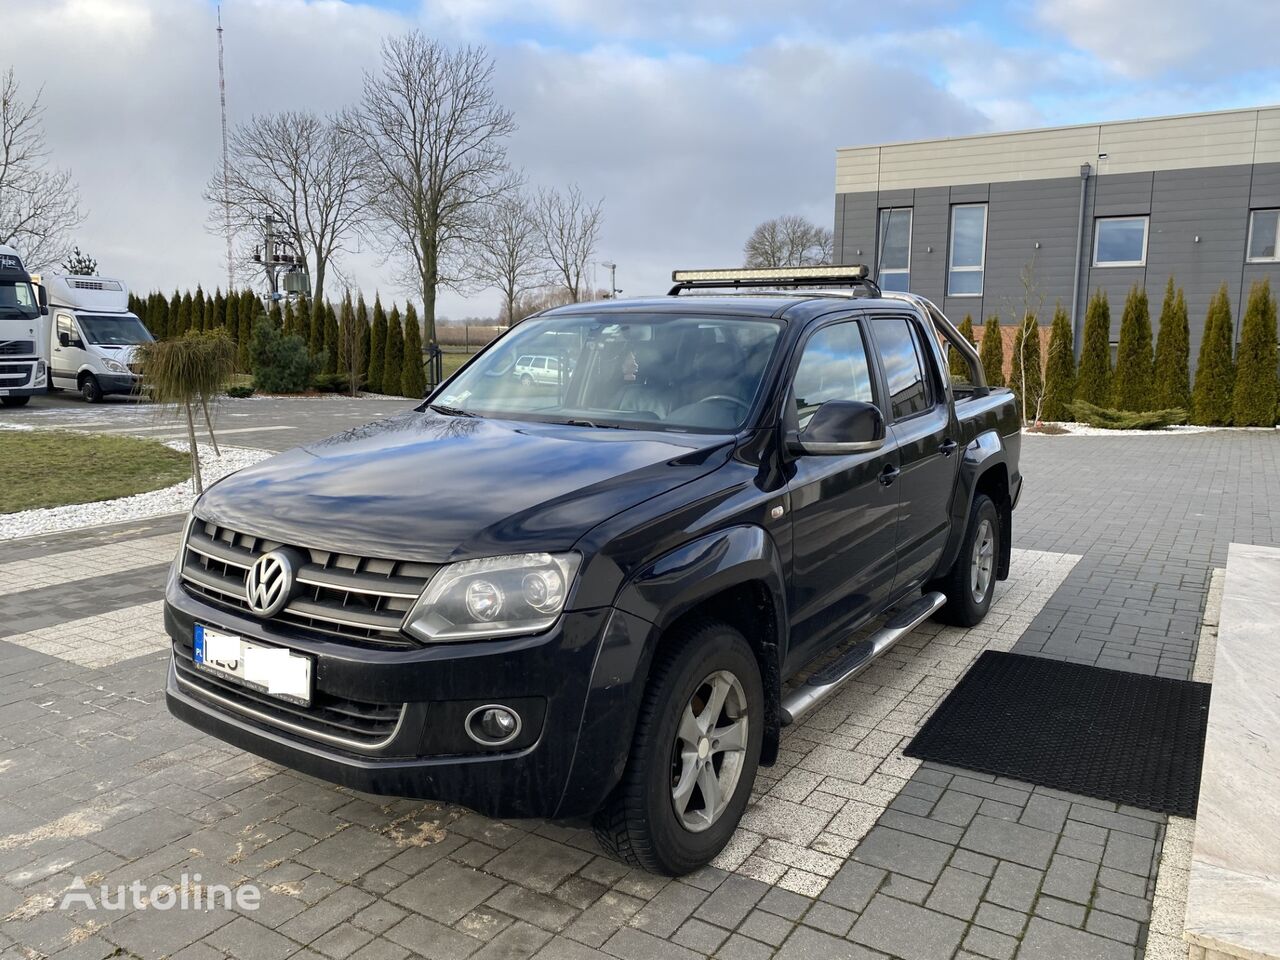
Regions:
[[164, 265, 1022, 875], [513, 353, 570, 386]]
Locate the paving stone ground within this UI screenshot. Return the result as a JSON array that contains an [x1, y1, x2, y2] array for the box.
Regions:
[[0, 416, 1276, 960]]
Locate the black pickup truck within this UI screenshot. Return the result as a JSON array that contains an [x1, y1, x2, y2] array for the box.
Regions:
[[165, 266, 1021, 875]]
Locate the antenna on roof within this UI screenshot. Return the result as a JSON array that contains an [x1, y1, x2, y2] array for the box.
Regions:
[[216, 5, 233, 292]]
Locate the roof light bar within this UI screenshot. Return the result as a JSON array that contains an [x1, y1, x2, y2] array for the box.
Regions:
[[672, 264, 870, 282]]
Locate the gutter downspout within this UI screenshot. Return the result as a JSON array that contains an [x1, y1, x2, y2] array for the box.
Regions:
[[1070, 162, 1092, 358]]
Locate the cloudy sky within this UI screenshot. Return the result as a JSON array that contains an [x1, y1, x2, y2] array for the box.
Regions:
[[3, 0, 1278, 318]]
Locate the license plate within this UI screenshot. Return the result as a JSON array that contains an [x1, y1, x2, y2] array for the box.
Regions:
[[193, 625, 313, 706], [0, 389, 8, 396]]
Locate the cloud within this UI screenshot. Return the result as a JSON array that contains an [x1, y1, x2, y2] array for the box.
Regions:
[[1035, 0, 1280, 80]]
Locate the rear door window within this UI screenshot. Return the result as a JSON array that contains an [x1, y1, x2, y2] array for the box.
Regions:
[[871, 317, 932, 420]]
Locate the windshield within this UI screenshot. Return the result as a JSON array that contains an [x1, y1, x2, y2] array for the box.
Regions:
[[435, 312, 783, 432], [0, 281, 39, 320], [77, 314, 153, 346]]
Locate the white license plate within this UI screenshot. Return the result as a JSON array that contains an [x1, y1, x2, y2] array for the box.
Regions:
[[0, 389, 8, 396], [193, 625, 313, 706]]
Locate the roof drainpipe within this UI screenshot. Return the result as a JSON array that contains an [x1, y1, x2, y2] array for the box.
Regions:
[[1070, 162, 1092, 357]]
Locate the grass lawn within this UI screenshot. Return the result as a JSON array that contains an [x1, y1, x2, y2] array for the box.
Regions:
[[0, 430, 190, 514]]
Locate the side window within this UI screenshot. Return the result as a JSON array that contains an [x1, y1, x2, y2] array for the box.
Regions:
[[791, 322, 874, 429], [871, 317, 932, 420], [57, 314, 75, 342]]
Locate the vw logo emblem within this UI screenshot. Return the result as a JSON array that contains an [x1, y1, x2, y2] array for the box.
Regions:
[[245, 549, 300, 618]]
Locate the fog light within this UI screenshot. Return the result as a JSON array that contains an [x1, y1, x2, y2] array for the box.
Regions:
[[465, 704, 523, 747]]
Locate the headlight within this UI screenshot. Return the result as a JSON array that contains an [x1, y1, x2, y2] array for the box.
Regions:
[[403, 553, 580, 642], [103, 358, 128, 374]]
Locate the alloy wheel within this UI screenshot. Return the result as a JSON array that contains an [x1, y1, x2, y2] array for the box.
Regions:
[[669, 670, 749, 833], [970, 518, 994, 603]]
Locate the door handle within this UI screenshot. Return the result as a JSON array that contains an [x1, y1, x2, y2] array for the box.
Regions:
[[879, 464, 900, 486], [938, 439, 959, 457]]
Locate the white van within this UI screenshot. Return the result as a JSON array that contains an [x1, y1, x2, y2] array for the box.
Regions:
[[43, 274, 152, 402]]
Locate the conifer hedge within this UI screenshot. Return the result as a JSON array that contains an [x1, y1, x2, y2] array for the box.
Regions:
[[1076, 289, 1112, 406], [1153, 277, 1191, 411], [1231, 279, 1278, 426], [1191, 284, 1236, 426], [1112, 285, 1154, 410], [1041, 303, 1075, 422], [979, 315, 1004, 387]]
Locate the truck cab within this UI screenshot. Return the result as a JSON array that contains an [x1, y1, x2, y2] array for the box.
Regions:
[[43, 273, 152, 402], [0, 244, 50, 408]]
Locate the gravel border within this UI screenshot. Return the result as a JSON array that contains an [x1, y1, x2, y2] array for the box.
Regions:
[[0, 441, 271, 541]]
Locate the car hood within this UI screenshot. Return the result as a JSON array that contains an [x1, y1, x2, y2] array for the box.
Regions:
[[195, 409, 733, 562]]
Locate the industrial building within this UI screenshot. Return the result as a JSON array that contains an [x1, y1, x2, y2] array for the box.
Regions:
[[833, 105, 1280, 361]]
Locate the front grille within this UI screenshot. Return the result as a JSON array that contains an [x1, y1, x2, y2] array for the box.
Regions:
[[180, 519, 438, 648], [0, 363, 32, 385], [0, 340, 35, 356], [173, 641, 405, 750]]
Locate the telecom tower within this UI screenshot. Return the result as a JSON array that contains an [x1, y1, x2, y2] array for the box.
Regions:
[[217, 5, 233, 292]]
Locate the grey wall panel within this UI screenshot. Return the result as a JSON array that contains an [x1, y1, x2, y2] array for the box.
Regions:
[[943, 294, 985, 323], [984, 177, 1082, 321], [910, 186, 949, 303], [1249, 162, 1280, 208], [1144, 164, 1252, 359], [949, 183, 990, 203], [877, 189, 915, 209], [837, 192, 878, 267], [1092, 172, 1154, 216], [833, 194, 845, 263]]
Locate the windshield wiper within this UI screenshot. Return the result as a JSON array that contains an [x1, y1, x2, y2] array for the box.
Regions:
[[429, 403, 478, 418], [560, 418, 624, 429]]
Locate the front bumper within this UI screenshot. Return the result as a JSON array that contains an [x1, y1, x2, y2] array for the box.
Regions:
[[162, 573, 650, 819], [99, 373, 141, 395]]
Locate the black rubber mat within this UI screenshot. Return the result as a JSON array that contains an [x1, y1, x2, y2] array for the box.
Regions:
[[904, 651, 1211, 816]]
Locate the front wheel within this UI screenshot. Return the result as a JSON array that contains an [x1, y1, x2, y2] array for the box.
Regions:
[[80, 374, 103, 403], [593, 620, 763, 875], [932, 493, 999, 627]]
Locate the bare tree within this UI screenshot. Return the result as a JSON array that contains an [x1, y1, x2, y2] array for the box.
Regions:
[[205, 110, 369, 304], [535, 185, 603, 303], [0, 69, 84, 268], [743, 215, 833, 268], [1004, 255, 1048, 426], [346, 32, 516, 346], [476, 186, 543, 325]]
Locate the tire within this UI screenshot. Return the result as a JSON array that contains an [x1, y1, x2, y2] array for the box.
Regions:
[[0, 395, 30, 408], [593, 620, 764, 875], [79, 374, 103, 404], [520, 373, 533, 386], [932, 493, 999, 627]]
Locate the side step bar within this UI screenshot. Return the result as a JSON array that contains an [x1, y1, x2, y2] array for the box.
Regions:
[[780, 591, 947, 726]]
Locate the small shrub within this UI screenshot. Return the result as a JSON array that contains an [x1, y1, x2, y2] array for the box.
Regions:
[[1067, 400, 1187, 430], [311, 371, 352, 393], [250, 316, 315, 394], [225, 385, 254, 399], [1009, 312, 1043, 421]]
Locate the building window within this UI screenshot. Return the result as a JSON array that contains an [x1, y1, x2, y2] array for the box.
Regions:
[[948, 204, 987, 296], [1094, 216, 1148, 267], [1246, 209, 1279, 262], [877, 208, 912, 291]]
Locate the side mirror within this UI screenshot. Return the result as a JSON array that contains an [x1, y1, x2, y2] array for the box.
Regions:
[[58, 331, 70, 348], [788, 400, 885, 456], [36, 284, 48, 315]]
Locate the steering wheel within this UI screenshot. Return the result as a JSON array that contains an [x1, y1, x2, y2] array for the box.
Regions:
[[693, 394, 750, 414]]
